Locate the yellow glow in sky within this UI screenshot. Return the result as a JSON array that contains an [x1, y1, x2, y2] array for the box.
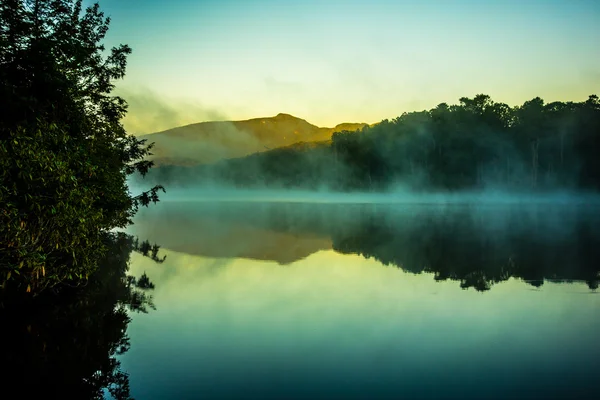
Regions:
[[95, 0, 600, 133]]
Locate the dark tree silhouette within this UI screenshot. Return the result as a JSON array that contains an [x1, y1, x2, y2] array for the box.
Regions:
[[0, 232, 164, 399]]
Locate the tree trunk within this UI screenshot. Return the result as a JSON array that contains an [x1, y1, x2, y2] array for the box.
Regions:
[[33, 0, 41, 40], [531, 139, 540, 188], [560, 132, 564, 168], [506, 156, 510, 185], [334, 145, 338, 184]]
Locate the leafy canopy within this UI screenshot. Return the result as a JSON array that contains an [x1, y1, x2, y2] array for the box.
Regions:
[[0, 0, 164, 292]]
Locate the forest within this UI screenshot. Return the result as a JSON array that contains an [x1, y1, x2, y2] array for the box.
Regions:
[[146, 94, 600, 192]]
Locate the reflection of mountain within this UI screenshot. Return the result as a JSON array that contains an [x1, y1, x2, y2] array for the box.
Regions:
[[140, 113, 367, 166], [0, 233, 159, 399], [130, 203, 332, 264], [133, 201, 600, 291]]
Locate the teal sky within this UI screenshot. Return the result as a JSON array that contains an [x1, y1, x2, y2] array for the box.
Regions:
[[92, 0, 600, 133]]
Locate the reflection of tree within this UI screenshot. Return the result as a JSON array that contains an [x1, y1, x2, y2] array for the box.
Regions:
[[0, 232, 163, 399], [329, 206, 600, 291], [132, 237, 167, 264]]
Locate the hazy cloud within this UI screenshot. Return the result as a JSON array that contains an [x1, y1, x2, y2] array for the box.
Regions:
[[147, 122, 263, 165], [116, 87, 229, 135]]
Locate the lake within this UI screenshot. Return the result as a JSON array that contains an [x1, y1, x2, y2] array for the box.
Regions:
[[3, 196, 599, 399], [121, 197, 600, 399]]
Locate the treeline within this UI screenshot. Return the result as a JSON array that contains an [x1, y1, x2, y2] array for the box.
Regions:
[[145, 94, 600, 191]]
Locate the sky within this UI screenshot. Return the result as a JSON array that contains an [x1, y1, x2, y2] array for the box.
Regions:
[[90, 0, 600, 134]]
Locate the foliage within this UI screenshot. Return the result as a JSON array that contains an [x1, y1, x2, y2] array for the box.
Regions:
[[0, 0, 164, 292]]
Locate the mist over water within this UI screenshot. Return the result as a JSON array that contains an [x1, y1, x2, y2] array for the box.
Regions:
[[129, 191, 600, 291], [129, 178, 600, 205]]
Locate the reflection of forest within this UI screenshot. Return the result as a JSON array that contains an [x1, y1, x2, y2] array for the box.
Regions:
[[0, 233, 161, 399], [135, 201, 600, 291], [331, 205, 600, 291]]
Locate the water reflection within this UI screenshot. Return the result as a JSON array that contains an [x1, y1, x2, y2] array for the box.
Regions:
[[121, 200, 600, 399], [131, 201, 600, 291], [0, 232, 161, 399], [124, 242, 600, 399]]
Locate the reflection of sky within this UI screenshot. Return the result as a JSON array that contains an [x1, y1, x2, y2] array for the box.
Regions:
[[84, 0, 600, 133], [122, 249, 600, 399]]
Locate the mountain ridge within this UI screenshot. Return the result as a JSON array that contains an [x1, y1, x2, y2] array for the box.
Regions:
[[140, 113, 367, 166]]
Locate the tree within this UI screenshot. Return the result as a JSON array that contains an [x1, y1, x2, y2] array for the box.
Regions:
[[514, 97, 546, 187], [0, 0, 164, 292]]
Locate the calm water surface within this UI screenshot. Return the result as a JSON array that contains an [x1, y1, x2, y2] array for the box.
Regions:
[[118, 200, 600, 399]]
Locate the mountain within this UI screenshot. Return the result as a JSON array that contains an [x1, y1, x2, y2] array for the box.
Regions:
[[139, 113, 367, 166]]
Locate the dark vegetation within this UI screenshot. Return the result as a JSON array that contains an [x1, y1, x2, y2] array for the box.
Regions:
[[144, 94, 600, 191], [0, 232, 164, 399], [0, 0, 163, 292], [0, 2, 166, 397]]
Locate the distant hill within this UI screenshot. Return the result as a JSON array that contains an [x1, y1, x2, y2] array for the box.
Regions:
[[139, 113, 367, 166]]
